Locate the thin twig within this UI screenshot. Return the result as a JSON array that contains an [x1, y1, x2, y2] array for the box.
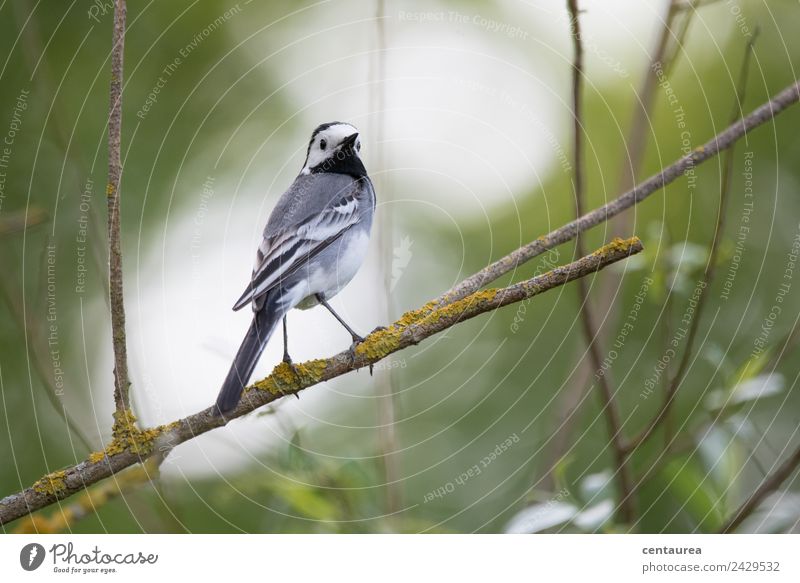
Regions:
[[433, 80, 800, 310], [720, 444, 800, 533], [372, 0, 401, 516], [0, 208, 48, 235], [542, 0, 683, 492], [14, 0, 112, 308], [106, 0, 131, 415], [566, 0, 634, 523], [0, 272, 94, 452], [618, 0, 681, 200], [627, 31, 759, 452], [0, 237, 644, 526], [663, 0, 698, 77], [0, 211, 93, 451]]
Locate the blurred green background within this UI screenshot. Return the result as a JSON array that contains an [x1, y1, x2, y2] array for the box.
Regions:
[[1, 0, 799, 533]]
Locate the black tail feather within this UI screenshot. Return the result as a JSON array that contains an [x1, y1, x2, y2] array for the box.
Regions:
[[215, 301, 282, 416]]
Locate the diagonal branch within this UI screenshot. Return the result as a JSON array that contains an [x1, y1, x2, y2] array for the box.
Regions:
[[433, 80, 800, 309], [106, 0, 131, 415], [720, 444, 800, 533], [11, 459, 159, 534], [0, 237, 643, 526]]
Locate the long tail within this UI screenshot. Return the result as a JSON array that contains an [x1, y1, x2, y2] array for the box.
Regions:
[[215, 297, 283, 415]]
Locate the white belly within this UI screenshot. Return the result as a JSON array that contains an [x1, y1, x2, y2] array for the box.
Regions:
[[294, 229, 370, 310]]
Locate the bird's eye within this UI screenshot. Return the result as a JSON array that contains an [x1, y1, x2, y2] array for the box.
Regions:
[[356, 141, 361, 152], [319, 139, 327, 150]]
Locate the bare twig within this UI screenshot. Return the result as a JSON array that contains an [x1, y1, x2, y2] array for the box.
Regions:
[[542, 0, 683, 492], [627, 31, 759, 452], [0, 207, 47, 235], [106, 0, 131, 415], [0, 273, 94, 452], [0, 237, 643, 526], [433, 80, 800, 309], [720, 444, 800, 533], [0, 211, 93, 451], [617, 0, 681, 200], [371, 0, 401, 516], [566, 0, 634, 523], [663, 1, 699, 77]]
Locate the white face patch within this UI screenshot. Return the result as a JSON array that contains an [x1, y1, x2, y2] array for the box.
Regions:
[[302, 123, 363, 173]]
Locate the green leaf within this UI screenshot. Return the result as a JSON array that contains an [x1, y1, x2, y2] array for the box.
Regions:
[[660, 456, 725, 532], [270, 480, 340, 522], [696, 424, 740, 508]]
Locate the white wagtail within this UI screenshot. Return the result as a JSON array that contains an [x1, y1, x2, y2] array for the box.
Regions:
[[215, 122, 376, 415]]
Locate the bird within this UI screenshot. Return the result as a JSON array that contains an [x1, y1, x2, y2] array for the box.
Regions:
[[214, 122, 376, 416]]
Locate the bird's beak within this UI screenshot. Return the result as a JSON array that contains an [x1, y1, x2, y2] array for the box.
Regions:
[[341, 132, 359, 151]]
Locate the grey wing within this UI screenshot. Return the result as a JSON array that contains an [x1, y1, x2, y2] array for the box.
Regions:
[[232, 176, 365, 311]]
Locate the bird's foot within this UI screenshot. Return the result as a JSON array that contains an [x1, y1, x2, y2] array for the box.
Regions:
[[346, 333, 377, 376], [345, 333, 372, 374], [279, 356, 302, 399], [282, 354, 301, 377]]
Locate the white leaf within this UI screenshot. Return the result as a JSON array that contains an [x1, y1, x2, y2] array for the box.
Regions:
[[706, 373, 784, 411], [504, 501, 577, 534], [573, 499, 615, 531]]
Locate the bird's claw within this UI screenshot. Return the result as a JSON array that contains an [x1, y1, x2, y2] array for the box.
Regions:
[[280, 356, 302, 399], [347, 338, 361, 369], [347, 334, 375, 375], [283, 355, 300, 376]]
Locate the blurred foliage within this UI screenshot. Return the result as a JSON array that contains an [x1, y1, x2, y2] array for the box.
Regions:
[[1, 0, 800, 533]]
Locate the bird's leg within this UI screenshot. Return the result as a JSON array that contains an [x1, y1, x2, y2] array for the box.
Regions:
[[280, 316, 301, 396], [316, 294, 364, 342], [316, 294, 374, 374]]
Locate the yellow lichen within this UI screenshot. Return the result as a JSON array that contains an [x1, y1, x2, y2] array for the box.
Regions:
[[590, 236, 640, 259], [32, 470, 67, 495], [106, 182, 115, 196], [88, 450, 106, 464], [250, 359, 329, 395], [16, 462, 159, 534], [85, 409, 163, 463], [354, 325, 404, 360], [355, 289, 500, 361]]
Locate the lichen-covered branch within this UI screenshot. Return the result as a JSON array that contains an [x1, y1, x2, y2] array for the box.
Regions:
[[12, 459, 159, 534], [107, 0, 131, 414], [433, 80, 800, 309], [0, 237, 643, 527]]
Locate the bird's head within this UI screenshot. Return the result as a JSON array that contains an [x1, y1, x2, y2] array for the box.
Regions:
[[302, 122, 366, 177]]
